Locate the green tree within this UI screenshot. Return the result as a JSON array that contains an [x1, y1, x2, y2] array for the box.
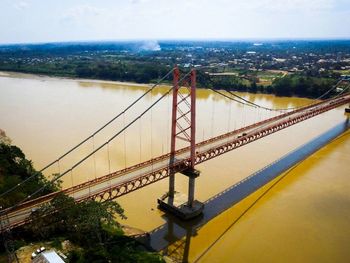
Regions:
[[26, 194, 163, 262], [0, 141, 59, 208], [27, 193, 126, 246]]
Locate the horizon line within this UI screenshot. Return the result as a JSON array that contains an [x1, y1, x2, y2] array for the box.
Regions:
[[1, 37, 350, 46]]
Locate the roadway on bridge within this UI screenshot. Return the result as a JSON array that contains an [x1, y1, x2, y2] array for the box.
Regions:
[[2, 93, 350, 228]]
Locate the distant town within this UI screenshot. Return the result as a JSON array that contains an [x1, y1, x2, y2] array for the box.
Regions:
[[1, 40, 350, 97]]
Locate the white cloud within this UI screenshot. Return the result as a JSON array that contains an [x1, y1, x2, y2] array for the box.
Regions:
[[62, 5, 103, 21], [130, 0, 149, 4], [60, 5, 105, 27], [243, 0, 335, 11], [13, 1, 28, 10]]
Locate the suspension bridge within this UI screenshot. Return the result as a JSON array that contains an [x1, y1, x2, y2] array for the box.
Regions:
[[1, 66, 350, 231]]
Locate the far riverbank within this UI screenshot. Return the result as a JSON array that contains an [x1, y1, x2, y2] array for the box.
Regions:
[[0, 70, 153, 88]]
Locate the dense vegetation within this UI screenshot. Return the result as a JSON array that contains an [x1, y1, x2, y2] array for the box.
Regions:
[[1, 40, 349, 99], [206, 74, 338, 97], [0, 131, 58, 209], [19, 194, 163, 262]]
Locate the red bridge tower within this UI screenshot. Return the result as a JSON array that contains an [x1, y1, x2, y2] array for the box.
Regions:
[[158, 66, 204, 219]]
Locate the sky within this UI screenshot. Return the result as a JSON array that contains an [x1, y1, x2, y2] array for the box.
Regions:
[[1, 0, 350, 44]]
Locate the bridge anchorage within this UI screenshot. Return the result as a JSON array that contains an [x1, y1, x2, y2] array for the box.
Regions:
[[158, 66, 204, 220]]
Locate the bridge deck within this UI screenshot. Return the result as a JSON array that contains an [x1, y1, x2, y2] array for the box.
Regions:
[[2, 93, 350, 229]]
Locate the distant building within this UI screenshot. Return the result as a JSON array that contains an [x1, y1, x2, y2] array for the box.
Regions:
[[32, 250, 65, 263], [341, 75, 350, 81], [273, 58, 287, 63]]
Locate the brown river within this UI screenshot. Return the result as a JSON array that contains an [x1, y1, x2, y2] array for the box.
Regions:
[[0, 71, 349, 262]]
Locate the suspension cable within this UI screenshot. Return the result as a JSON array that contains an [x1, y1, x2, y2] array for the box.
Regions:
[[4, 71, 347, 212], [240, 84, 350, 136], [2, 70, 192, 213], [211, 80, 348, 113], [210, 89, 253, 107], [211, 78, 345, 112], [0, 68, 174, 200]]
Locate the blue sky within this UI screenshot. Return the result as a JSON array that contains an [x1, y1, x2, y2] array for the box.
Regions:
[[1, 0, 350, 44]]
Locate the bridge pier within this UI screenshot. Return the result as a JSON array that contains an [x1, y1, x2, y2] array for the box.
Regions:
[[188, 175, 195, 207], [169, 171, 175, 200], [158, 168, 203, 220], [183, 168, 200, 208]]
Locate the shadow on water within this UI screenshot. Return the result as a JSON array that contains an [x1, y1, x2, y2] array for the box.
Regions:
[[148, 118, 350, 262]]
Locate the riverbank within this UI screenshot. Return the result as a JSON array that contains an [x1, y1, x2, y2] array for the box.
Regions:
[[0, 69, 341, 100], [0, 70, 153, 88]]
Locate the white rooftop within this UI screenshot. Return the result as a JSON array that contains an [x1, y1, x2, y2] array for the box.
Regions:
[[32, 250, 65, 263]]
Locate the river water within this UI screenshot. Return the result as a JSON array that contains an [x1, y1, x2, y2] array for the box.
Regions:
[[0, 72, 349, 262]]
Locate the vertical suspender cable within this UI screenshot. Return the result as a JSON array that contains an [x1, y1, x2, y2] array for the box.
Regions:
[[107, 143, 111, 174], [227, 96, 232, 143], [228, 97, 232, 128], [150, 90, 154, 171], [107, 143, 111, 189], [57, 160, 61, 176], [70, 170, 74, 198], [123, 113, 127, 169], [167, 91, 170, 154], [211, 94, 215, 137], [92, 136, 97, 180], [240, 104, 245, 128], [139, 116, 142, 163], [56, 160, 61, 190]]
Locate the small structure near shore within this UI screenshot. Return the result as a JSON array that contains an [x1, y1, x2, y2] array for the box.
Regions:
[[31, 250, 65, 263]]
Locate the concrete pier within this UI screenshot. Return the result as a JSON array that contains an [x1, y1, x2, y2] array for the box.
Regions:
[[158, 169, 203, 220], [158, 192, 204, 220]]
